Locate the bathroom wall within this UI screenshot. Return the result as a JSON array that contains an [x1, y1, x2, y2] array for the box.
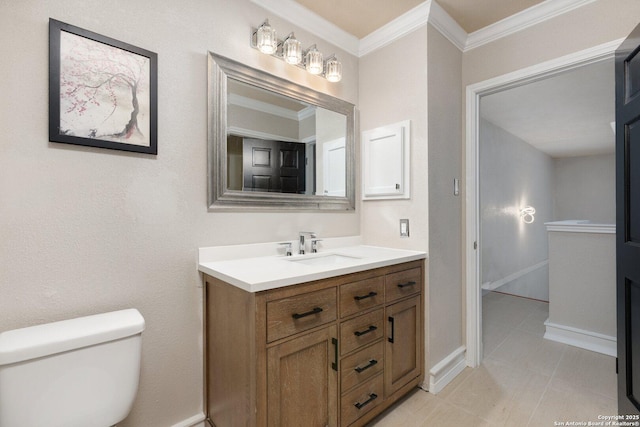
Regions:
[[553, 154, 615, 224], [358, 27, 429, 252], [480, 119, 553, 301], [0, 1, 359, 425], [426, 25, 464, 372]]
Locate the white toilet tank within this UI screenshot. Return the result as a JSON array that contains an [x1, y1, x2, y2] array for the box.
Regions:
[[0, 308, 145, 427]]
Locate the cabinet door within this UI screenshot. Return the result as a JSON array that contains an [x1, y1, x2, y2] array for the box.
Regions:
[[384, 295, 421, 397], [267, 325, 338, 427]]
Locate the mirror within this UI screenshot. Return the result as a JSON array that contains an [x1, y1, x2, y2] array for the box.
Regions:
[[208, 52, 355, 210]]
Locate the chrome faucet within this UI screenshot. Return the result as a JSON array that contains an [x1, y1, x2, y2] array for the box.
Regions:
[[298, 231, 316, 255]]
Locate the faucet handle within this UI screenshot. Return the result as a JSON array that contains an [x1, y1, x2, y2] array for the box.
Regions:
[[278, 242, 293, 256], [311, 239, 323, 253]]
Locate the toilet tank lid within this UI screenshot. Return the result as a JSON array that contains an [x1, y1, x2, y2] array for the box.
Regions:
[[0, 308, 145, 366]]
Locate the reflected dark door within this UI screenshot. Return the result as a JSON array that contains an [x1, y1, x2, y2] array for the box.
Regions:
[[242, 138, 306, 193], [616, 23, 640, 416]]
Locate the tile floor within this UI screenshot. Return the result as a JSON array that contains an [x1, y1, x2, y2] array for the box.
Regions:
[[369, 291, 618, 427]]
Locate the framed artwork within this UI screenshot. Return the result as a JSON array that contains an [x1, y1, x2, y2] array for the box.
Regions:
[[49, 19, 158, 154]]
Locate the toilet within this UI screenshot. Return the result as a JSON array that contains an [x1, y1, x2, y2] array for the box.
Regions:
[[0, 308, 145, 427]]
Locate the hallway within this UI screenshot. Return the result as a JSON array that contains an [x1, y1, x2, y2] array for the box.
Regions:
[[370, 292, 617, 426]]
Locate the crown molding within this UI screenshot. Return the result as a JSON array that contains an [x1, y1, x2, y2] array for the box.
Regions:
[[250, 0, 360, 56], [464, 0, 597, 51], [427, 0, 467, 51], [251, 0, 597, 58], [359, 1, 431, 57]]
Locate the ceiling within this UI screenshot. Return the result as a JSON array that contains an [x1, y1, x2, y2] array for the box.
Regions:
[[480, 59, 615, 158], [292, 0, 545, 38]]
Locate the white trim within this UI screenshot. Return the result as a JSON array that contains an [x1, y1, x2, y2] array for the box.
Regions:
[[465, 0, 597, 51], [253, 0, 598, 57], [465, 39, 621, 370], [227, 126, 299, 142], [545, 221, 616, 234], [427, 0, 467, 51], [249, 0, 359, 56], [229, 93, 300, 121], [170, 413, 207, 427], [359, 2, 430, 57], [481, 260, 549, 291], [544, 320, 617, 357], [428, 346, 467, 394]]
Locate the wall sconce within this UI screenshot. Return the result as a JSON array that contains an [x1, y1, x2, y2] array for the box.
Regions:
[[256, 20, 277, 55], [251, 19, 342, 83], [520, 206, 536, 224], [282, 33, 302, 65]]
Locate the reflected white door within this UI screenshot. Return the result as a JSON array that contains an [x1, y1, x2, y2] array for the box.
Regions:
[[323, 138, 346, 197]]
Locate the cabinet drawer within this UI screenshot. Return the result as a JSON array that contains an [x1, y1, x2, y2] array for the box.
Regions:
[[267, 288, 337, 343], [385, 268, 421, 302], [340, 277, 384, 318], [341, 373, 384, 426], [340, 308, 384, 355], [340, 341, 384, 393]]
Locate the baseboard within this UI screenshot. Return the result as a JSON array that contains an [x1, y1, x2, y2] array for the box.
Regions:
[[481, 260, 548, 292], [170, 413, 207, 427], [428, 346, 467, 394], [544, 320, 616, 357]]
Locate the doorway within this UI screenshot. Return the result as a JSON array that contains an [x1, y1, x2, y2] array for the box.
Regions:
[[465, 39, 623, 367]]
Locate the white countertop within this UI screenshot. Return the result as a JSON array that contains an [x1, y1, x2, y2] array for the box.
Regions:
[[198, 238, 426, 293]]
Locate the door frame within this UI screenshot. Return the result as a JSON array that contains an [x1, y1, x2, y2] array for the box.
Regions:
[[464, 39, 623, 368]]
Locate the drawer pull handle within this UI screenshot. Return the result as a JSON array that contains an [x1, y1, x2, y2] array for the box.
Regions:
[[354, 291, 377, 301], [331, 338, 338, 371], [292, 307, 323, 319], [354, 359, 378, 373], [354, 393, 378, 410], [388, 316, 395, 343], [397, 280, 416, 288], [354, 325, 377, 337]]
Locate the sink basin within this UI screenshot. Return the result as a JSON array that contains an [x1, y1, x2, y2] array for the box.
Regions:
[[287, 253, 361, 266]]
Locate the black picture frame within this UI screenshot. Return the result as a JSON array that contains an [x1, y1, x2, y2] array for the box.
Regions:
[[49, 19, 158, 154]]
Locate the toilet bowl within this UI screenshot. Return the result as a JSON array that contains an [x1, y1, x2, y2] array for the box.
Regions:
[[0, 308, 145, 427]]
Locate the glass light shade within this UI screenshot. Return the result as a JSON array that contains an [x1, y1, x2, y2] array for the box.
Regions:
[[256, 20, 277, 55], [305, 47, 323, 75], [283, 34, 302, 65], [325, 57, 342, 82]]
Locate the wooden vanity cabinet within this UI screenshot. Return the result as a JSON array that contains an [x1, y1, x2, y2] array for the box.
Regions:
[[203, 259, 424, 427]]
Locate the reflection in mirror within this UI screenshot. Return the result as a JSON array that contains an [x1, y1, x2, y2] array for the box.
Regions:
[[226, 80, 346, 196], [208, 52, 355, 210]]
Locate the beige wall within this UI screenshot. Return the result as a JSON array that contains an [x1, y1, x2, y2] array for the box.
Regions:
[[553, 154, 616, 224], [358, 27, 429, 252], [547, 231, 616, 337], [426, 26, 463, 367], [0, 1, 359, 425]]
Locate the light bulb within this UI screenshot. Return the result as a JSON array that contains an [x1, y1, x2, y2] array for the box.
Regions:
[[305, 46, 323, 75], [283, 33, 302, 65], [325, 57, 342, 82], [256, 20, 277, 55]]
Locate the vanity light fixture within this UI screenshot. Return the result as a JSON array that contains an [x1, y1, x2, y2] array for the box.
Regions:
[[256, 20, 277, 54], [250, 19, 343, 83], [520, 206, 536, 224]]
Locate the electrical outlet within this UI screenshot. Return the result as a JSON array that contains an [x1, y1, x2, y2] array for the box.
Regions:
[[400, 219, 410, 237]]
